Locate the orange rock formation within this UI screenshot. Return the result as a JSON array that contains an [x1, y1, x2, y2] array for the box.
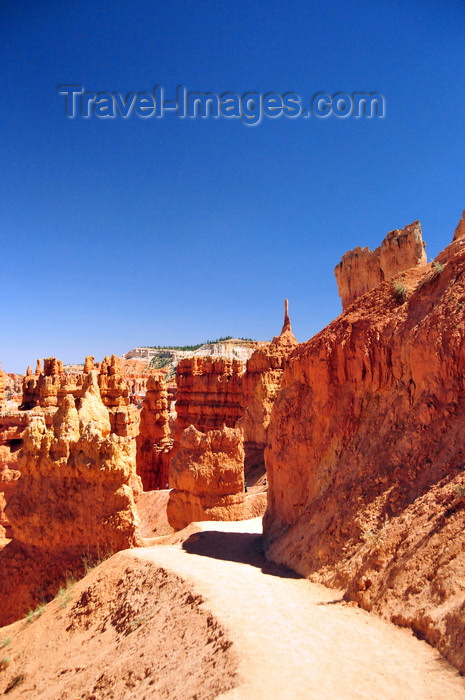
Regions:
[[98, 354, 130, 407], [0, 371, 142, 625], [2, 372, 22, 402], [20, 354, 139, 437], [136, 374, 173, 490], [242, 299, 298, 471], [0, 411, 31, 547], [334, 220, 427, 310], [98, 354, 139, 437], [174, 356, 245, 445], [167, 424, 245, 530], [264, 214, 465, 673], [20, 356, 67, 409]]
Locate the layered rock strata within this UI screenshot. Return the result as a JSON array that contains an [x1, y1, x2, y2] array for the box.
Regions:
[[264, 215, 465, 673], [0, 371, 142, 625], [136, 375, 173, 490], [335, 220, 427, 310], [174, 357, 245, 445], [99, 355, 139, 437], [167, 425, 245, 530]]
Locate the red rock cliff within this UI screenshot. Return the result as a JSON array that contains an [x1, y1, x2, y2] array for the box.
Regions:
[[334, 220, 426, 310], [20, 356, 64, 409], [264, 216, 465, 673]]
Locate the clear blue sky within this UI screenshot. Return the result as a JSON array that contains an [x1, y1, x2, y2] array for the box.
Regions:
[[2, 0, 465, 373]]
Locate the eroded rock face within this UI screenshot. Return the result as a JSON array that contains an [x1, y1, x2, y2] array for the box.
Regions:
[[98, 355, 139, 438], [20, 356, 64, 409], [136, 375, 173, 490], [0, 372, 142, 625], [264, 218, 465, 673], [167, 425, 245, 530], [98, 355, 130, 407], [242, 300, 298, 471], [174, 357, 245, 446], [0, 411, 32, 546], [335, 221, 427, 310], [20, 354, 139, 438]]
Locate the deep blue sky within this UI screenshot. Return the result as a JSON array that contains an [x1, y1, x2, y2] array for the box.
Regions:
[[2, 0, 465, 372]]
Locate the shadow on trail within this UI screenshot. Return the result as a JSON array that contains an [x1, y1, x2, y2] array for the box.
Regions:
[[182, 530, 301, 579]]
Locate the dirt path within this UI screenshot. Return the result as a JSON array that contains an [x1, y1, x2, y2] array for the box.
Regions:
[[128, 517, 465, 700]]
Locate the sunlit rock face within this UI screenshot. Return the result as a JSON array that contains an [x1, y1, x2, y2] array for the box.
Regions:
[[167, 424, 245, 530], [241, 300, 298, 472], [174, 357, 245, 446], [264, 214, 465, 674], [136, 374, 173, 490], [334, 220, 426, 310], [0, 371, 142, 626]]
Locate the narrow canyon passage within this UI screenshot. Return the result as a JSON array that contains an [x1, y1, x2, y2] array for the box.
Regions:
[[128, 518, 465, 700]]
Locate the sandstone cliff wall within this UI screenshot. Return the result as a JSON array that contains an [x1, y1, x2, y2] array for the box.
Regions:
[[98, 355, 140, 437], [334, 221, 426, 310], [264, 218, 465, 673]]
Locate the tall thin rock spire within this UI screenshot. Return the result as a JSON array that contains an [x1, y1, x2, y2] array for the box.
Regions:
[[281, 298, 292, 334]]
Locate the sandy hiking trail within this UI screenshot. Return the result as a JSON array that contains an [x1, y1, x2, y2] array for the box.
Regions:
[[128, 517, 465, 700]]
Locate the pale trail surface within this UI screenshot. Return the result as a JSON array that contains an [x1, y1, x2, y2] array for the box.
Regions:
[[128, 518, 465, 700]]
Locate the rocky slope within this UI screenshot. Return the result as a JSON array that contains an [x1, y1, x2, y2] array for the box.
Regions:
[[264, 216, 465, 672], [0, 411, 33, 547], [0, 551, 238, 699]]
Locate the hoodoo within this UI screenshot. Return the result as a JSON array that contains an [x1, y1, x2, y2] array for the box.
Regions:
[[136, 374, 173, 490], [174, 356, 245, 446], [0, 371, 142, 625], [167, 424, 245, 530]]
